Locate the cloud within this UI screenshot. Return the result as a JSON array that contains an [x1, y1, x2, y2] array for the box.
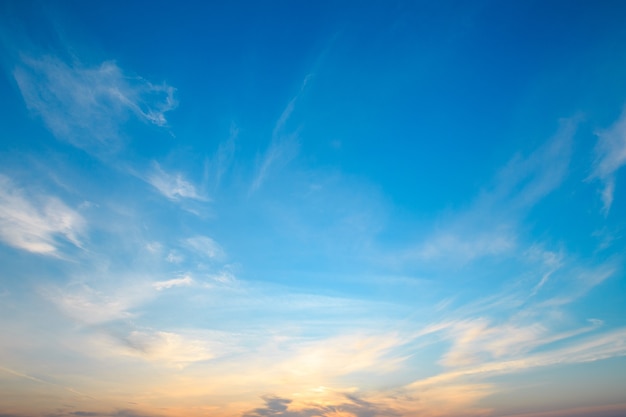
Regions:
[[250, 132, 300, 193], [589, 107, 626, 215], [407, 117, 576, 264], [108, 329, 216, 365], [0, 174, 85, 255], [277, 331, 408, 382], [45, 282, 149, 325], [415, 229, 515, 262], [13, 54, 176, 154], [242, 394, 399, 417], [146, 162, 205, 201], [204, 123, 237, 192], [152, 275, 193, 291], [66, 410, 165, 417], [184, 236, 225, 260], [435, 317, 603, 369], [408, 327, 626, 390], [250, 75, 312, 193]]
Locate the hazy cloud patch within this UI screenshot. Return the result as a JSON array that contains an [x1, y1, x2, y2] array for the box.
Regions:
[[14, 54, 177, 154]]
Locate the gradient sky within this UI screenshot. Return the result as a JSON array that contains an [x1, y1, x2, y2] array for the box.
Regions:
[[1, 1, 626, 417]]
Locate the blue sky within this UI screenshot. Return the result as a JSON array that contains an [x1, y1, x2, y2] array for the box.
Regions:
[[1, 1, 626, 417]]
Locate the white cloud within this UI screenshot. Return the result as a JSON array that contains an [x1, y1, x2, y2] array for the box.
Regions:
[[407, 118, 576, 264], [44, 281, 154, 325], [111, 329, 216, 366], [278, 331, 407, 382], [416, 229, 516, 262], [0, 174, 85, 255], [250, 132, 300, 193], [153, 275, 194, 291], [250, 75, 312, 193], [436, 318, 601, 369], [46, 285, 134, 325], [166, 250, 184, 263], [185, 235, 225, 260], [408, 327, 626, 389], [147, 162, 205, 201], [204, 124, 237, 191], [589, 108, 626, 215], [13, 54, 177, 154]]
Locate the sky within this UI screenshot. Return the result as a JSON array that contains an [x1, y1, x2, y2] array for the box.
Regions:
[[1, 1, 626, 416]]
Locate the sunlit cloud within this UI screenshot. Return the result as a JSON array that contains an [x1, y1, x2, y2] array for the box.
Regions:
[[242, 393, 399, 417], [0, 174, 85, 255], [101, 329, 217, 366], [407, 327, 626, 390], [153, 275, 193, 291], [43, 281, 152, 325]]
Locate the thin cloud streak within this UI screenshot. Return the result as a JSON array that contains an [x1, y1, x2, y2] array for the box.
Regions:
[[407, 118, 576, 264], [250, 75, 312, 193], [153, 276, 193, 291], [589, 108, 626, 215], [184, 236, 225, 260], [407, 327, 626, 389], [204, 124, 237, 192]]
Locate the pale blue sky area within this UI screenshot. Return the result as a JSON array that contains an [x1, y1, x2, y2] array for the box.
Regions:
[[1, 2, 626, 417]]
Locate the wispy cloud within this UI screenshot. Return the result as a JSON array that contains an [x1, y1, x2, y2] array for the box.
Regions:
[[146, 162, 206, 201], [250, 75, 312, 193], [243, 393, 398, 417], [408, 327, 626, 389], [589, 107, 626, 215], [102, 329, 217, 366], [0, 174, 85, 255], [13, 54, 177, 154], [407, 118, 576, 264], [277, 331, 408, 382], [204, 124, 237, 192], [44, 281, 151, 325], [153, 275, 193, 291], [184, 236, 225, 260]]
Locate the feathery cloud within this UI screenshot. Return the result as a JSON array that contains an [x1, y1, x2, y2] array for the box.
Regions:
[[409, 118, 576, 263], [106, 329, 216, 366], [589, 108, 626, 215], [153, 275, 193, 291], [146, 163, 205, 201], [13, 54, 176, 154], [250, 75, 312, 193], [184, 236, 225, 260], [0, 174, 85, 255]]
